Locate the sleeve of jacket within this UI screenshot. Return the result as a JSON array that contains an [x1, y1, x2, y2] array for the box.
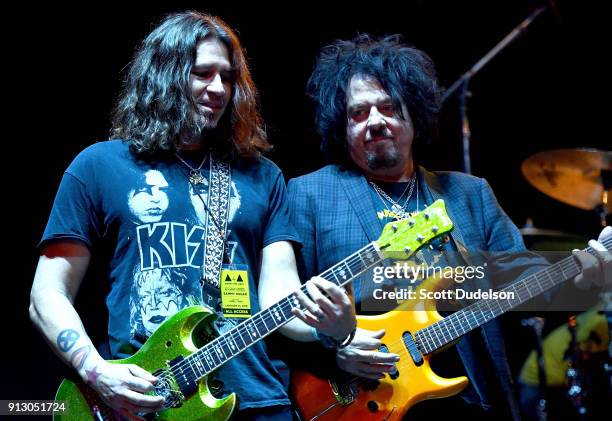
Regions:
[[478, 178, 550, 289], [287, 177, 318, 281]]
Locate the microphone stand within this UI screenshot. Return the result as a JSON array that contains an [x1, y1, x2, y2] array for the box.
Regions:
[[442, 6, 547, 174]]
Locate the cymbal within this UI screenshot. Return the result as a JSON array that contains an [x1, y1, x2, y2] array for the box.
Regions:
[[521, 148, 612, 211]]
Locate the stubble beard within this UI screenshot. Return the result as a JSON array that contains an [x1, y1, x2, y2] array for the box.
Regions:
[[365, 143, 401, 170], [181, 112, 223, 148]]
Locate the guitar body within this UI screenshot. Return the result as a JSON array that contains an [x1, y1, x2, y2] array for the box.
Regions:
[[291, 277, 469, 421], [54, 306, 238, 421]]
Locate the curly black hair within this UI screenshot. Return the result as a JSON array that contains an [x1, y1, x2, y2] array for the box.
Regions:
[[306, 34, 442, 163]]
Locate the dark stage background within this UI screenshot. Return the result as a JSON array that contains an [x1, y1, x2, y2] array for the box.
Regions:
[[6, 0, 610, 417]]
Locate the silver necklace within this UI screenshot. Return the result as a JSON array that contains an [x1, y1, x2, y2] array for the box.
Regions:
[[368, 173, 417, 220], [175, 152, 209, 185]]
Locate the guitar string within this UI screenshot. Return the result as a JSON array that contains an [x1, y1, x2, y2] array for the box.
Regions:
[[165, 243, 384, 383], [156, 252, 577, 396], [157, 241, 598, 395], [155, 237, 610, 400], [310, 243, 606, 396]]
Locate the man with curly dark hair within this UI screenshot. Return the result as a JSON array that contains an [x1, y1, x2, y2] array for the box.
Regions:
[[288, 34, 611, 420], [30, 12, 356, 420]]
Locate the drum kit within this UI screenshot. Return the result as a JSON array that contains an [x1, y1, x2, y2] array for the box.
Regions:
[[519, 148, 611, 249], [520, 149, 611, 420]]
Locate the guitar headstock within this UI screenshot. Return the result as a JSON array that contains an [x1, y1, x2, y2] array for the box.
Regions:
[[375, 199, 453, 258]]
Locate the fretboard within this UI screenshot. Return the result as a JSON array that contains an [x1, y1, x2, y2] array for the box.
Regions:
[[174, 242, 382, 382], [416, 236, 612, 355]]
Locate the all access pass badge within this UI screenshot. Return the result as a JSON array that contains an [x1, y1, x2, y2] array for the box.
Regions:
[[220, 264, 251, 318]]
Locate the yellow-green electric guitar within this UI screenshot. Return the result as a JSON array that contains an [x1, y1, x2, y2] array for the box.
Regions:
[[54, 200, 453, 421]]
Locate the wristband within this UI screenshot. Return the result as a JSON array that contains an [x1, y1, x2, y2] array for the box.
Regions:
[[313, 327, 356, 350]]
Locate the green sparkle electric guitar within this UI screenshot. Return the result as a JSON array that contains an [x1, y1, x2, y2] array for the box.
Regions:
[[54, 200, 453, 420]]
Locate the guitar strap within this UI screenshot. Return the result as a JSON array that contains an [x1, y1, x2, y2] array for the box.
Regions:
[[200, 155, 231, 310], [419, 167, 522, 421]]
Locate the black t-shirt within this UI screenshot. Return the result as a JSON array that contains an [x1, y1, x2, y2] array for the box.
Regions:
[[41, 140, 300, 409]]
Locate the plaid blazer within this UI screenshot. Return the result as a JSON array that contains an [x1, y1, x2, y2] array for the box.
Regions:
[[287, 164, 546, 419]]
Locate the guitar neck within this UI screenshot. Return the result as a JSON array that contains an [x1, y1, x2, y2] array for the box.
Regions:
[[183, 243, 382, 380], [417, 236, 612, 355]]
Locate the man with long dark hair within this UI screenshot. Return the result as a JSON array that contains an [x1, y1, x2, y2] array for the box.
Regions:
[[288, 34, 610, 420], [30, 12, 356, 420]]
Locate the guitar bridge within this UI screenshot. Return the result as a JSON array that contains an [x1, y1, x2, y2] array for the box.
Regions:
[[152, 368, 185, 409], [329, 379, 358, 405]]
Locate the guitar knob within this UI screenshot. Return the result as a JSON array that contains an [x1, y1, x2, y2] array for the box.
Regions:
[[367, 401, 379, 413]]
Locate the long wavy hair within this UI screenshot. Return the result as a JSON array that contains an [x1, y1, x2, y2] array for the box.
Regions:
[[306, 34, 442, 164], [111, 11, 269, 159]]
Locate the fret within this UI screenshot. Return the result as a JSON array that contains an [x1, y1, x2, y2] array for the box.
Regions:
[[221, 337, 236, 358], [204, 346, 221, 367], [425, 327, 437, 351], [462, 310, 475, 331], [262, 311, 277, 331], [253, 315, 269, 337], [245, 320, 260, 341], [234, 325, 248, 349], [420, 332, 433, 355], [477, 308, 488, 327], [482, 296, 495, 318], [442, 319, 453, 341], [544, 269, 555, 290], [558, 261, 567, 279], [324, 268, 339, 284], [288, 293, 302, 311], [226, 334, 240, 354], [343, 260, 356, 278], [239, 324, 255, 347], [185, 359, 198, 381], [363, 248, 379, 265], [272, 302, 286, 324], [333, 264, 350, 284], [499, 296, 512, 313], [431, 326, 442, 348], [356, 251, 368, 269], [450, 314, 463, 336], [523, 280, 533, 299], [549, 265, 563, 285], [448, 316, 460, 338], [214, 342, 226, 361], [193, 356, 205, 377]]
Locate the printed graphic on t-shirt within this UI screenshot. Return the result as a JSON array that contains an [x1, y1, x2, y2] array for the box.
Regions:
[[126, 167, 243, 340]]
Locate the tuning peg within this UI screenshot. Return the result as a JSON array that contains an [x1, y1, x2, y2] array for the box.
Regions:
[[417, 235, 424, 242], [424, 213, 430, 220], [408, 220, 415, 227], [392, 223, 398, 232], [404, 246, 412, 254], [432, 226, 439, 233]]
